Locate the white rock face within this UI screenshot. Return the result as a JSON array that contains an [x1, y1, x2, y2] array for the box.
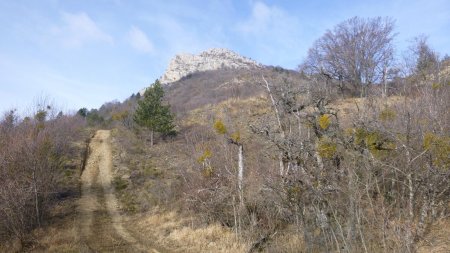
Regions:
[[159, 48, 261, 84], [138, 48, 262, 95]]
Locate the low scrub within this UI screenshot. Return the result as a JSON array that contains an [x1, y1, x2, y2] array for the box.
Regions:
[[0, 104, 86, 245]]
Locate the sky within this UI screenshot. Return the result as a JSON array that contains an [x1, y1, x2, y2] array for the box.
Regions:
[[0, 0, 449, 113]]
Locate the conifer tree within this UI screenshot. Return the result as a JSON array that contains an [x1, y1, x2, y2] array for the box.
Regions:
[[134, 80, 176, 146]]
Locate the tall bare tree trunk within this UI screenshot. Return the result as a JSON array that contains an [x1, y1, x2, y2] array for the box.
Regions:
[[262, 75, 286, 176], [406, 170, 414, 252], [404, 111, 414, 252], [32, 170, 40, 228], [238, 144, 244, 206], [346, 166, 355, 251], [232, 195, 239, 239], [382, 65, 387, 97]]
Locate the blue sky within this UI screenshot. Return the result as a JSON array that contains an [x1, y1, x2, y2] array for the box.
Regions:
[[1, 0, 449, 113]]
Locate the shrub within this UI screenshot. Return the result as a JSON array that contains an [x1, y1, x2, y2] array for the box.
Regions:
[[423, 132, 450, 168], [112, 176, 128, 191], [318, 114, 331, 130], [379, 107, 396, 121], [213, 120, 227, 135], [317, 137, 337, 158]]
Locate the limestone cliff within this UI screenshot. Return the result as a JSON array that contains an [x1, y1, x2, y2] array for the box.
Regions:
[[159, 48, 261, 84]]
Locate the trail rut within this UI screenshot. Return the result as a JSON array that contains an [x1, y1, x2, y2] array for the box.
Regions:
[[77, 130, 161, 253]]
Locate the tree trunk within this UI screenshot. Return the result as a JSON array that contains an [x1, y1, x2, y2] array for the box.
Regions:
[[150, 130, 154, 146], [406, 171, 414, 251], [32, 170, 41, 228], [382, 66, 388, 97], [279, 153, 284, 176], [233, 195, 239, 239], [262, 75, 286, 176], [404, 111, 414, 251], [238, 144, 244, 206], [346, 166, 355, 251]]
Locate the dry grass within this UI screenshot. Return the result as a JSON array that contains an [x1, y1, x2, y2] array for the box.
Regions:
[[185, 94, 408, 131], [0, 238, 22, 253], [417, 218, 450, 253], [0, 199, 84, 253], [264, 232, 305, 253], [182, 95, 269, 128], [129, 210, 249, 253], [26, 223, 80, 253]]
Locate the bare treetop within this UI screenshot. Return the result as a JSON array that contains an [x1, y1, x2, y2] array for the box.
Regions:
[[301, 16, 396, 97]]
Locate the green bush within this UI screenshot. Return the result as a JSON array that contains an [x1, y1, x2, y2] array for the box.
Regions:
[[112, 176, 128, 191]]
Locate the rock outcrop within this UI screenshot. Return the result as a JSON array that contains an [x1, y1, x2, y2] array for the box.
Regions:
[[159, 48, 261, 84]]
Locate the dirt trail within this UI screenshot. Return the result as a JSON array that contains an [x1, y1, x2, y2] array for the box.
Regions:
[[78, 130, 161, 253]]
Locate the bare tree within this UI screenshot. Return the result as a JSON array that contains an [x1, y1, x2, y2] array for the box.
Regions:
[[0, 101, 85, 244], [300, 16, 396, 97]]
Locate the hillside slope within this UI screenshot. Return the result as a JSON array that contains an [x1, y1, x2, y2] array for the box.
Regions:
[[164, 67, 303, 114]]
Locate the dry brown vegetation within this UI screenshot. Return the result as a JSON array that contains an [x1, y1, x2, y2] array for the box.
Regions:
[[0, 101, 87, 252], [2, 17, 449, 253], [129, 210, 249, 252], [105, 57, 449, 252], [2, 63, 448, 252], [165, 67, 302, 115]]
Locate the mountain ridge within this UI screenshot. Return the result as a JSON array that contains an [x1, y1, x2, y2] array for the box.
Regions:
[[139, 48, 262, 95], [160, 48, 262, 84]]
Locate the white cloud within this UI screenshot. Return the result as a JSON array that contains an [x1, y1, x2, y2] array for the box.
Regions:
[[235, 1, 304, 68], [237, 1, 293, 35], [127, 26, 154, 53], [140, 14, 226, 64], [53, 12, 113, 48]]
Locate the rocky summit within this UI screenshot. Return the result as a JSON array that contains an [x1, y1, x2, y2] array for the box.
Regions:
[[159, 48, 261, 84]]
